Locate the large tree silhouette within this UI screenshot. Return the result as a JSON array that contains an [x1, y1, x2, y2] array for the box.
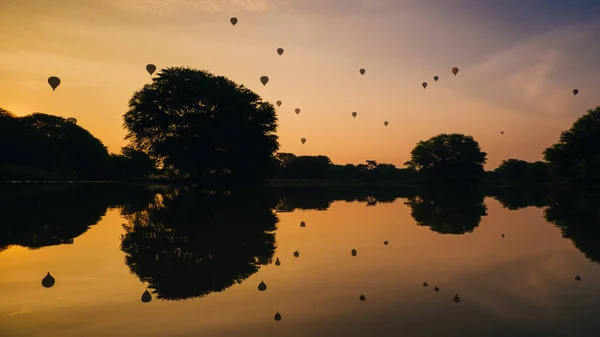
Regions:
[[543, 105, 600, 182], [123, 67, 279, 180], [405, 187, 488, 234], [120, 187, 279, 301], [405, 133, 487, 181]]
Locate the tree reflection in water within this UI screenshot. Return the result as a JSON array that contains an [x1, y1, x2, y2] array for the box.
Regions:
[[120, 187, 279, 301]]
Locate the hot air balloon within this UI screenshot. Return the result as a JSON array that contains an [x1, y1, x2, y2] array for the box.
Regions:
[[66, 117, 77, 124], [300, 221, 306, 227], [422, 82, 428, 89], [146, 64, 156, 75], [276, 100, 282, 107], [351, 249, 357, 256], [383, 241, 388, 245], [274, 312, 282, 321], [359, 68, 365, 75], [42, 272, 55, 288], [48, 76, 61, 91], [359, 294, 366, 301], [575, 275, 582, 281], [452, 67, 459, 75], [502, 233, 505, 238], [434, 76, 439, 82], [260, 76, 269, 86], [573, 89, 579, 96], [295, 108, 301, 114], [293, 251, 300, 257], [258, 281, 267, 291], [141, 289, 152, 303], [230, 17, 238, 26], [453, 294, 460, 303], [352, 112, 357, 118], [501, 131, 504, 135], [423, 282, 428, 287], [384, 121, 389, 127], [301, 138, 306, 144], [434, 287, 439, 292], [275, 257, 281, 266], [277, 48, 284, 56]]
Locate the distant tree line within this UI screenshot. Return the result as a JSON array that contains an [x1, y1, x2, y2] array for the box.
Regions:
[[1, 66, 599, 184]]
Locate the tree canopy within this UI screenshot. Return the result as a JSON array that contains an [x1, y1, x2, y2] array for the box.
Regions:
[[404, 133, 487, 181], [543, 106, 600, 182], [123, 67, 279, 180]]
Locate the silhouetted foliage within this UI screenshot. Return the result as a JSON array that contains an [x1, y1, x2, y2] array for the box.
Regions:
[[491, 159, 549, 183], [120, 187, 279, 301], [405, 133, 487, 182], [405, 187, 488, 234], [108, 146, 157, 179], [123, 67, 279, 181], [544, 106, 600, 182], [545, 190, 600, 263]]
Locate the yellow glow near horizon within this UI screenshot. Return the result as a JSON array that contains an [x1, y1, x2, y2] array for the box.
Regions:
[[1, 0, 599, 169]]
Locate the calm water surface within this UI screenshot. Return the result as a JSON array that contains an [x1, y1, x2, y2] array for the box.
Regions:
[[1, 184, 599, 337]]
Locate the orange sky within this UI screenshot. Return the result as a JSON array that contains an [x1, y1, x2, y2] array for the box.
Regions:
[[1, 0, 599, 168]]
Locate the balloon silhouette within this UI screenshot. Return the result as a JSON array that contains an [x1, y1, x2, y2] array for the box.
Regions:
[[146, 64, 156, 75], [384, 121, 389, 127], [293, 251, 300, 257], [423, 282, 428, 287], [230, 17, 238, 26], [277, 48, 284, 56], [383, 240, 388, 245], [258, 281, 267, 291], [452, 67, 459, 75], [359, 68, 365, 75], [295, 108, 301, 115], [453, 293, 460, 303], [141, 289, 152, 303], [260, 76, 269, 86], [434, 286, 440, 292], [501, 131, 504, 135], [434, 76, 439, 82], [359, 294, 366, 301], [48, 76, 61, 91], [573, 89, 579, 96], [351, 249, 357, 256], [66, 117, 77, 124], [422, 82, 428, 89], [276, 100, 282, 107], [352, 111, 357, 118], [300, 221, 306, 227], [300, 138, 306, 144], [274, 257, 281, 266], [575, 275, 582, 281], [274, 311, 282, 321], [502, 233, 505, 237], [42, 272, 55, 288]]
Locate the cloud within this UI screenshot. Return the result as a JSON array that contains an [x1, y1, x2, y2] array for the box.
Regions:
[[447, 20, 600, 118], [103, 0, 271, 15]]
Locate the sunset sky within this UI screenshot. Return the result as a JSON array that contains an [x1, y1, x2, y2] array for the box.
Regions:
[[1, 0, 599, 168]]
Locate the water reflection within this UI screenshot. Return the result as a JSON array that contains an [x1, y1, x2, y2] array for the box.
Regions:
[[120, 187, 278, 301], [405, 187, 488, 235], [0, 184, 153, 251], [544, 190, 600, 264]]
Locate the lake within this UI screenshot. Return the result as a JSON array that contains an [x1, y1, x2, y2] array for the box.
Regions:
[[1, 183, 600, 337]]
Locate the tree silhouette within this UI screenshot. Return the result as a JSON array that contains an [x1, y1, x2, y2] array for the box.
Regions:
[[405, 133, 487, 181], [544, 190, 600, 263], [492, 159, 549, 182], [543, 105, 600, 182], [405, 187, 488, 234], [123, 67, 279, 180], [120, 187, 278, 301]]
